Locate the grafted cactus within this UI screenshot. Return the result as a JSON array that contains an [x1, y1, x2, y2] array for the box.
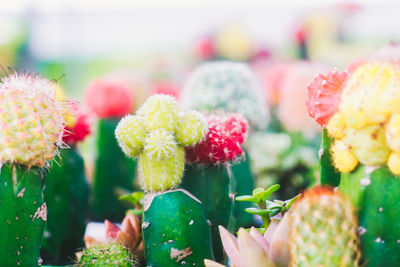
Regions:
[[307, 61, 400, 265], [181, 113, 248, 262], [0, 72, 65, 266], [85, 78, 137, 221], [115, 94, 214, 266]]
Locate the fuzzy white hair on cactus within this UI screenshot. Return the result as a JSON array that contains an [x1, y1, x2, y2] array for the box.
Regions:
[[0, 72, 65, 167]]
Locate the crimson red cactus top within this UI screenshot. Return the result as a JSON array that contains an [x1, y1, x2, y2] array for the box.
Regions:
[[185, 114, 248, 164], [306, 69, 348, 126], [150, 81, 180, 99], [85, 79, 133, 118], [63, 113, 91, 145]]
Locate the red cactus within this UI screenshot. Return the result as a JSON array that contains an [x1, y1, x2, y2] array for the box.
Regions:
[[85, 79, 133, 118], [185, 114, 248, 164], [63, 113, 91, 145], [306, 69, 348, 126], [150, 81, 180, 99]]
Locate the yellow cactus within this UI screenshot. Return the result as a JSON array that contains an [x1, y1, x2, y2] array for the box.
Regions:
[[116, 94, 207, 192], [326, 112, 346, 139], [386, 113, 400, 152], [331, 140, 359, 173]]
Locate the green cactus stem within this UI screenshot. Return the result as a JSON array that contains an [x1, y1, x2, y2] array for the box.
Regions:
[[92, 118, 137, 221], [356, 167, 400, 266], [320, 128, 341, 186], [230, 152, 256, 230], [41, 147, 89, 265], [180, 164, 232, 263], [0, 163, 46, 266], [143, 189, 214, 267]]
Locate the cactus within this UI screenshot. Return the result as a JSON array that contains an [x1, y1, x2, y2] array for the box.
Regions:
[[289, 187, 360, 266], [77, 241, 138, 267], [85, 79, 137, 221], [307, 61, 400, 265], [181, 113, 247, 262], [182, 61, 267, 229], [0, 72, 65, 266], [115, 94, 214, 266], [41, 110, 90, 265]]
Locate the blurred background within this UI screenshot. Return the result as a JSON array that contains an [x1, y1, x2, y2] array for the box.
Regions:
[[2, 0, 400, 192]]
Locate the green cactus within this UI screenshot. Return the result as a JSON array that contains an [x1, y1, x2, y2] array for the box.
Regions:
[[340, 167, 400, 266], [289, 187, 360, 267], [0, 72, 65, 266], [92, 118, 137, 221], [41, 148, 89, 265], [116, 94, 213, 266], [180, 164, 231, 263], [77, 241, 138, 267]]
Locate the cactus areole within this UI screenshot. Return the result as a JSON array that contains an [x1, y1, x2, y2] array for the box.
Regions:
[[0, 72, 66, 266], [116, 94, 214, 266]]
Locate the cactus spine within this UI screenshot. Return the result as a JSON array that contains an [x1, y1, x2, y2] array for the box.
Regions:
[[115, 94, 213, 266], [78, 241, 138, 267], [0, 72, 65, 266], [289, 187, 360, 266], [182, 62, 268, 229], [85, 79, 137, 221]]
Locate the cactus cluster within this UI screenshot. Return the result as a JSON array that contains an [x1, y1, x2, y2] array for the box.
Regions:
[[308, 62, 400, 174], [77, 241, 138, 267], [115, 94, 207, 192], [0, 72, 65, 167], [289, 187, 360, 266], [185, 114, 248, 164], [85, 79, 134, 118], [182, 61, 268, 130]]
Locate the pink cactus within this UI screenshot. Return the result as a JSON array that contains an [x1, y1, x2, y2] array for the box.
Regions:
[[63, 112, 91, 145], [185, 114, 248, 164], [306, 69, 348, 126], [150, 81, 180, 99], [84, 79, 133, 118]]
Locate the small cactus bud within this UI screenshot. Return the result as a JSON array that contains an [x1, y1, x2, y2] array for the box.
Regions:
[[331, 140, 359, 173], [326, 112, 346, 139], [0, 72, 65, 167], [85, 79, 133, 118], [387, 152, 400, 175], [176, 111, 207, 146], [144, 130, 177, 160], [386, 113, 400, 152], [115, 115, 147, 158], [185, 114, 248, 164]]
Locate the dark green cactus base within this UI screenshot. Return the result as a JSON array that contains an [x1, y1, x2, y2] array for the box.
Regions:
[[92, 118, 137, 221], [230, 152, 255, 230], [320, 128, 340, 186], [180, 164, 232, 263], [41, 148, 89, 265], [143, 189, 214, 267], [0, 163, 46, 266], [358, 167, 400, 266]]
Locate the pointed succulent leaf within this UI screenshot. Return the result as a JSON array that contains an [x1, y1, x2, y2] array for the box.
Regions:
[[245, 207, 270, 216], [119, 191, 145, 206], [283, 194, 302, 211], [236, 195, 258, 203], [261, 184, 281, 202]]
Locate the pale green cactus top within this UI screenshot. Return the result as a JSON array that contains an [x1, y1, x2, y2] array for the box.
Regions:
[[115, 94, 207, 192], [182, 61, 269, 130]]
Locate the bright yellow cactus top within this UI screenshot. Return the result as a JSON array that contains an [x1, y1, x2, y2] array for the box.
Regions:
[[326, 61, 400, 174], [115, 94, 207, 192]]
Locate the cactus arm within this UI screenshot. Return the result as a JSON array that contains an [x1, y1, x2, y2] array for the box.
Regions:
[[180, 164, 232, 263], [143, 190, 214, 267], [92, 118, 137, 221], [320, 128, 341, 186], [0, 163, 46, 266]]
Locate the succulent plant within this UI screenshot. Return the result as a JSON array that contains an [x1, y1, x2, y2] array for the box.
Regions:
[[181, 113, 248, 262], [115, 94, 214, 266], [85, 78, 138, 221], [0, 72, 65, 266], [289, 187, 360, 266]]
